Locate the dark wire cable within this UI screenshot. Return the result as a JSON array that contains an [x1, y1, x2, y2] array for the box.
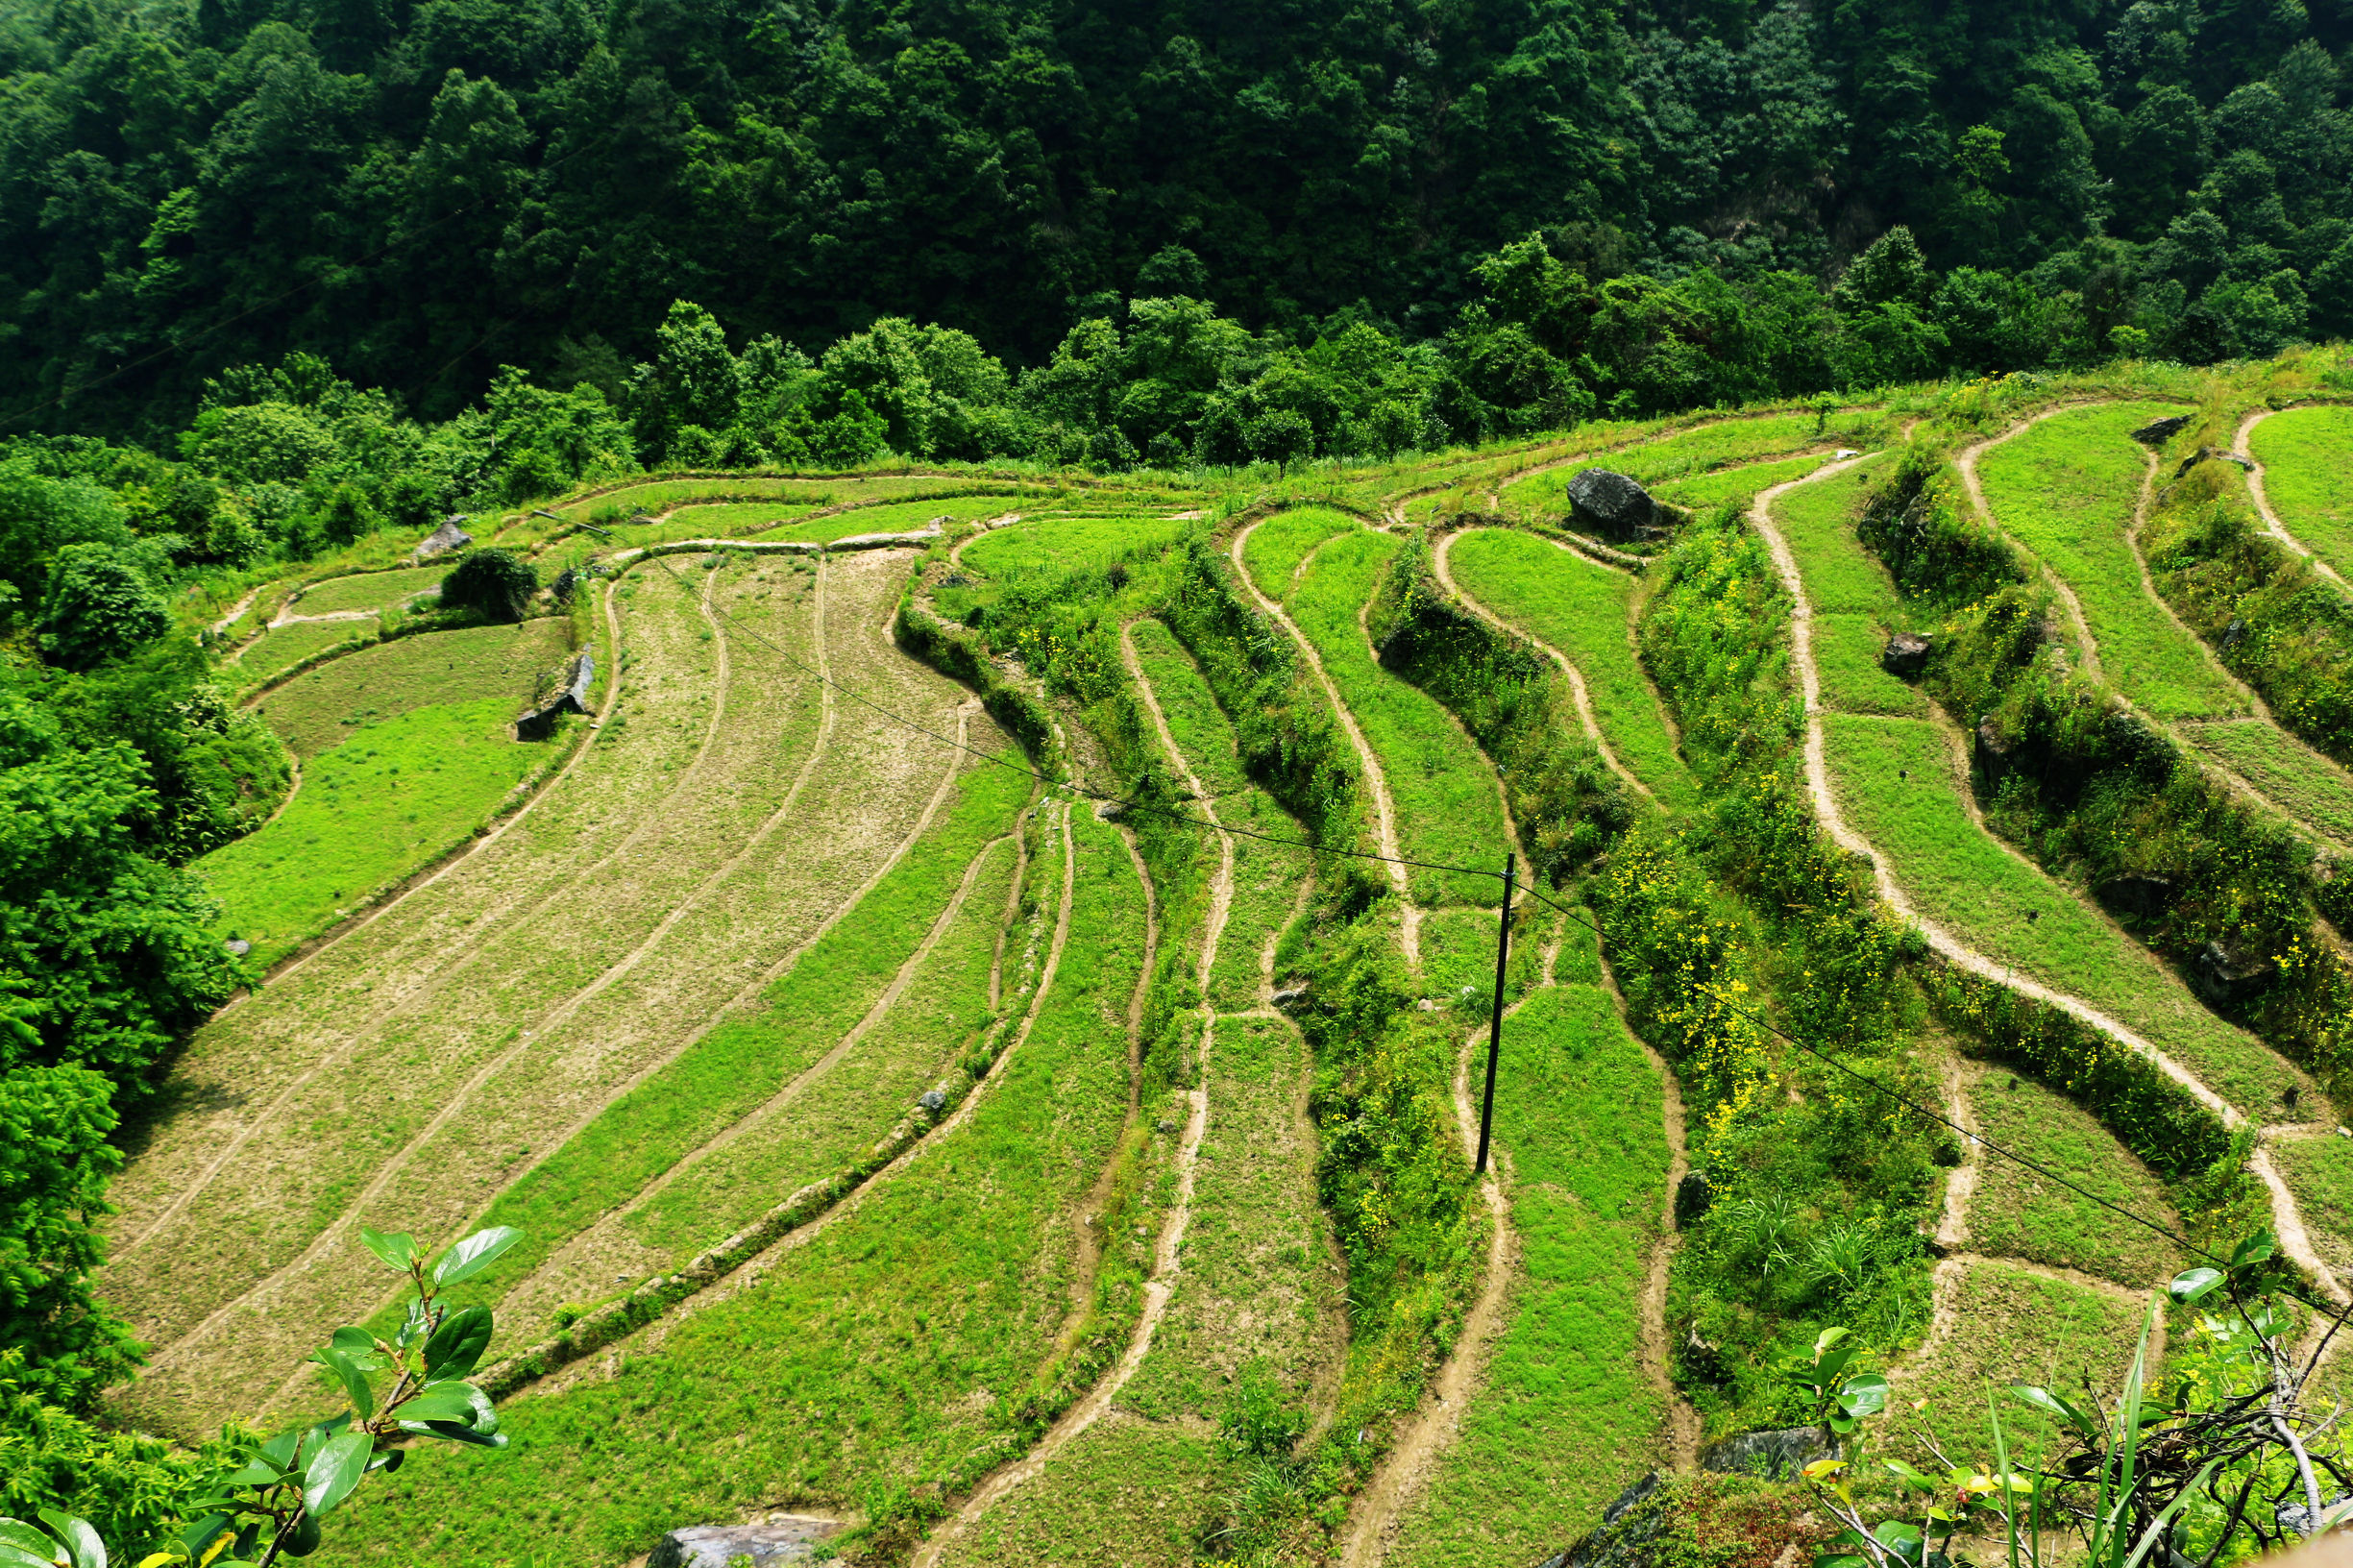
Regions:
[[644, 548, 2340, 1317]]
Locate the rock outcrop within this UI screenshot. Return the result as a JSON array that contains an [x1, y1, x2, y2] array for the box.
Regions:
[[1567, 469, 1667, 546], [647, 1515, 842, 1567], [515, 650, 595, 741], [415, 516, 473, 559], [1880, 631, 1933, 677]]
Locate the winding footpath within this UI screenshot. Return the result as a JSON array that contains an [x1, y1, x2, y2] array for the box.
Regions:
[[2235, 407, 2350, 591], [1747, 459, 2349, 1316]]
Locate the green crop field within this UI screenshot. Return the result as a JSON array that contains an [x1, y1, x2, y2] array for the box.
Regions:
[[232, 615, 376, 684], [284, 565, 452, 617], [1391, 927, 1671, 1565], [1961, 1067, 2185, 1287], [1975, 403, 2250, 722], [2180, 720, 2353, 845], [257, 620, 572, 758], [1444, 527, 1699, 807], [1651, 450, 1844, 509], [2249, 405, 2353, 577], [1239, 505, 1360, 600], [1765, 454, 1931, 719], [1284, 525, 1507, 903], [958, 511, 1192, 578], [1500, 409, 1886, 523], [2271, 1134, 2353, 1273], [1821, 713, 2303, 1116], [195, 699, 562, 967]]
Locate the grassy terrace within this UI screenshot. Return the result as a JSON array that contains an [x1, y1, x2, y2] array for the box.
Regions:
[[231, 615, 375, 684], [1764, 455, 1929, 719], [1821, 713, 2302, 1116], [1444, 527, 1699, 808], [346, 805, 1148, 1564], [1125, 618, 1312, 1010], [1281, 524, 1507, 904], [959, 512, 1192, 579], [197, 698, 560, 968], [2249, 404, 2353, 577], [2270, 1133, 2353, 1274], [1891, 1259, 2149, 1457], [944, 1014, 1341, 1564], [1238, 505, 1359, 600], [282, 563, 452, 617], [447, 760, 1033, 1344], [1962, 1067, 2185, 1287], [1976, 402, 2250, 722], [2179, 720, 2353, 844], [255, 619, 572, 758], [1499, 408, 1885, 524], [1651, 450, 1845, 510], [1391, 921, 1670, 1565]]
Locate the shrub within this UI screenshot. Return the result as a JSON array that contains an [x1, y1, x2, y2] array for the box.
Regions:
[[440, 548, 539, 622], [37, 543, 167, 671]]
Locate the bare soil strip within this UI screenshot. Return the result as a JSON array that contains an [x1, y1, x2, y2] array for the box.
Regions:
[[1432, 528, 1656, 804], [2235, 407, 2351, 590], [1230, 516, 1417, 968]]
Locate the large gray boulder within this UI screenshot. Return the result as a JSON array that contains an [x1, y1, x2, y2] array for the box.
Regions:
[[415, 516, 473, 559], [515, 650, 596, 741], [1566, 469, 1665, 545], [647, 1516, 841, 1568], [2191, 940, 2270, 1005]]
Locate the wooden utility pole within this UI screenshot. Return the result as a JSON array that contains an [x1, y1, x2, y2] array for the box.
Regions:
[[1474, 853, 1514, 1177]]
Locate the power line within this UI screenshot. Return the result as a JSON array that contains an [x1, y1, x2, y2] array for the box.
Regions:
[[646, 549, 2337, 1319]]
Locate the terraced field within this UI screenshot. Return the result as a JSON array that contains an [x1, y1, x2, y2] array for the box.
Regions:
[[109, 392, 2353, 1568]]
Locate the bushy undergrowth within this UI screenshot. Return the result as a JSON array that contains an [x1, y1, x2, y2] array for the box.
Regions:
[[1859, 442, 2353, 1102]]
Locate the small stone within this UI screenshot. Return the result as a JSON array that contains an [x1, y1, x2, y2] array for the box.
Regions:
[[2192, 940, 2271, 1005], [917, 1090, 947, 1115], [225, 939, 252, 957], [1880, 631, 1933, 677], [1833, 448, 1859, 458], [648, 1517, 844, 1568], [1974, 718, 2018, 785], [2219, 617, 2250, 651], [1270, 986, 1310, 1014], [1155, 1118, 1177, 1135], [2096, 873, 2177, 917]]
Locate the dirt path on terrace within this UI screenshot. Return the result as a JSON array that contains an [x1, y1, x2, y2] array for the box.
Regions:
[[2235, 408, 2351, 591], [1338, 942, 1553, 1567], [1231, 516, 1418, 972], [114, 551, 993, 1430], [1747, 458, 2348, 1363], [1433, 528, 1656, 805], [911, 630, 1241, 1563], [1593, 945, 1703, 1469]]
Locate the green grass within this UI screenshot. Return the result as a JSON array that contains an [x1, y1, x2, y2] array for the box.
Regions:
[[231, 616, 376, 684], [782, 495, 1028, 544], [1392, 921, 1670, 1565], [1766, 454, 1930, 719], [948, 1015, 1339, 1565], [1651, 452, 1848, 510], [284, 565, 452, 617], [2180, 721, 2353, 844], [1963, 1066, 2185, 1287], [960, 512, 1190, 579], [1445, 528, 1699, 808], [2248, 405, 2353, 578], [257, 620, 573, 759], [1420, 904, 1541, 1016], [343, 805, 1149, 1565], [1890, 1258, 2151, 1459], [1126, 617, 1317, 1008], [1821, 713, 2303, 1116], [1128, 619, 1251, 798], [2269, 1134, 2353, 1274], [194, 699, 558, 967], [1239, 506, 1360, 600], [1501, 410, 1885, 522], [1287, 527, 1507, 903], [550, 474, 1033, 525], [1977, 403, 2250, 722], [618, 830, 1019, 1269], [437, 760, 1035, 1330], [590, 503, 820, 549]]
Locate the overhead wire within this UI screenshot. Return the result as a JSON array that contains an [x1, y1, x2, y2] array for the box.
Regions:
[[639, 541, 2341, 1320]]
